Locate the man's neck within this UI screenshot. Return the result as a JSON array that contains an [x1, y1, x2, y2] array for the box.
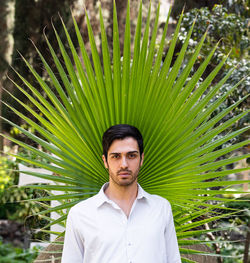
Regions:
[[105, 182, 138, 217]]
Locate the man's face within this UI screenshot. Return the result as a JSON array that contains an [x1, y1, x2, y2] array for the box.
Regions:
[[102, 137, 144, 187]]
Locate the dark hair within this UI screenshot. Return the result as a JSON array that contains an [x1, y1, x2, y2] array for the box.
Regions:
[[102, 124, 143, 160]]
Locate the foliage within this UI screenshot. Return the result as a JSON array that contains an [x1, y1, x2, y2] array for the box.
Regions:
[[16, 147, 50, 168], [0, 189, 49, 242], [0, 154, 19, 220], [178, 5, 249, 63], [171, 0, 218, 19], [0, 155, 17, 195], [172, 0, 250, 23], [223, 0, 250, 17], [176, 4, 249, 147], [208, 196, 250, 262], [1, 1, 249, 261], [0, 148, 49, 241], [210, 59, 249, 135], [0, 183, 47, 221], [0, 237, 38, 263]]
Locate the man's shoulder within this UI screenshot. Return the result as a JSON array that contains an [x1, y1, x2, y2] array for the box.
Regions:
[[69, 192, 100, 215], [144, 192, 173, 218], [145, 191, 171, 208]]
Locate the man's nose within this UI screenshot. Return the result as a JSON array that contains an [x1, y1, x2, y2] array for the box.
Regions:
[[120, 156, 128, 169]]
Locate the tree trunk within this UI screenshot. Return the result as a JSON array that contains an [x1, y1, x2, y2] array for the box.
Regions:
[[0, 0, 15, 152], [0, 78, 4, 152], [243, 223, 250, 263]]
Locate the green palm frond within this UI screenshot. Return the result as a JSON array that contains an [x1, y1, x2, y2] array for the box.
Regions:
[[2, 0, 249, 260]]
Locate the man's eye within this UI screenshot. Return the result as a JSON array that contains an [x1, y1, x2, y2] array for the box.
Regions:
[[112, 154, 120, 159], [128, 154, 136, 158]]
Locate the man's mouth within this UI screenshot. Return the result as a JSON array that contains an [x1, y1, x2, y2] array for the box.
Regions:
[[118, 171, 131, 176]]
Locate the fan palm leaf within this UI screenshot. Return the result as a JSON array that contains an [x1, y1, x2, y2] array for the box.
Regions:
[[1, 0, 249, 261]]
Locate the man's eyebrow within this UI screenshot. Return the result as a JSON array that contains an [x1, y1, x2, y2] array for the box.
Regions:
[[109, 152, 120, 155], [109, 150, 139, 155]]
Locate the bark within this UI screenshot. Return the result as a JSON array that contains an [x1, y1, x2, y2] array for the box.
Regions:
[[0, 79, 4, 152], [0, 0, 15, 152], [172, 0, 220, 18], [243, 223, 250, 263]]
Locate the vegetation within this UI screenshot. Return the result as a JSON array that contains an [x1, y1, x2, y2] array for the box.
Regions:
[[0, 155, 16, 194], [174, 4, 249, 261], [0, 237, 38, 263], [177, 4, 249, 76], [216, 197, 250, 262], [176, 4, 249, 129], [0, 151, 49, 243], [1, 1, 249, 262]]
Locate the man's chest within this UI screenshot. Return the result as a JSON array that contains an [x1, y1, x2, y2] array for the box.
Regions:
[[76, 201, 167, 262]]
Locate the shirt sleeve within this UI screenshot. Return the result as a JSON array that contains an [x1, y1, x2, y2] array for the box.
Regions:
[[164, 201, 182, 263], [61, 208, 84, 263]]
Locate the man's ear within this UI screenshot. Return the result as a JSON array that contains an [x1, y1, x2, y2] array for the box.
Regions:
[[102, 155, 108, 169], [140, 152, 144, 166]]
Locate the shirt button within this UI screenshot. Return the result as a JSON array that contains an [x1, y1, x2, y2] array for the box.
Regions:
[[128, 242, 132, 246]]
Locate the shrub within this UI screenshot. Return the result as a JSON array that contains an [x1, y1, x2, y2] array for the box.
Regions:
[[0, 237, 38, 263]]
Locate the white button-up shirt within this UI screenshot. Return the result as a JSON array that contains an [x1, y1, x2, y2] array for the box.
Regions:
[[62, 184, 181, 263]]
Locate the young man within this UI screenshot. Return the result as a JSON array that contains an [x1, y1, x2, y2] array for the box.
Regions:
[[62, 124, 181, 263]]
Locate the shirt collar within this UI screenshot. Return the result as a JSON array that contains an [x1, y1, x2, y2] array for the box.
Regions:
[[95, 182, 149, 208]]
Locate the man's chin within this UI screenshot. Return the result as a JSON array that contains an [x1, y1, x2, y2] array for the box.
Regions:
[[109, 173, 138, 187], [117, 178, 137, 187]]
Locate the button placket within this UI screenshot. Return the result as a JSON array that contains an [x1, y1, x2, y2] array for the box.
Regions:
[[126, 217, 134, 263]]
